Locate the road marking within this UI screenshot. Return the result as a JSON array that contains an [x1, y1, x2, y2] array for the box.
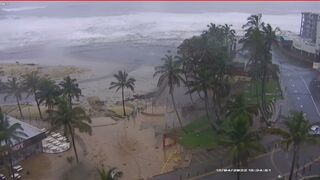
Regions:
[[301, 77, 320, 118], [270, 147, 282, 174]]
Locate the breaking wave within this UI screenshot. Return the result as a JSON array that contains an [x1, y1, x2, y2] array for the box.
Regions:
[[1, 6, 47, 12], [0, 12, 301, 50]]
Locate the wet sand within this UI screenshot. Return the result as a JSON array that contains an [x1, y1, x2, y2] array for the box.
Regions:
[[20, 113, 175, 180]]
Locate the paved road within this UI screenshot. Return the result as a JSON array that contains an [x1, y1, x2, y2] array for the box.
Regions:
[[152, 48, 320, 180], [274, 47, 320, 124]]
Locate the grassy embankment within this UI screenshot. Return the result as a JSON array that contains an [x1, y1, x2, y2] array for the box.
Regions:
[[179, 80, 282, 150]]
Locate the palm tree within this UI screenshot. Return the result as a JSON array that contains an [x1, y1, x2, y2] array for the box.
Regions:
[[256, 24, 279, 126], [218, 116, 265, 180], [0, 108, 27, 179], [23, 71, 43, 119], [4, 77, 24, 118], [242, 14, 264, 34], [109, 70, 136, 116], [222, 24, 236, 56], [154, 54, 185, 129], [260, 23, 280, 104], [175, 55, 195, 104], [225, 93, 258, 125], [262, 23, 279, 51], [177, 36, 208, 101], [240, 14, 265, 67], [264, 111, 318, 180], [59, 76, 82, 108], [241, 14, 279, 126], [208, 60, 230, 124], [186, 69, 218, 129], [51, 97, 91, 163], [37, 78, 60, 113]]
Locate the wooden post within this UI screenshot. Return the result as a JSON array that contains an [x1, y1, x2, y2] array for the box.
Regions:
[[163, 134, 166, 149]]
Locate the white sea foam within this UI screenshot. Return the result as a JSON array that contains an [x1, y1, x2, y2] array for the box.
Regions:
[[1, 6, 46, 12], [0, 12, 301, 50]]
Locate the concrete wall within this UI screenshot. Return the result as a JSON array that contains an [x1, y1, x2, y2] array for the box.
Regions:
[[292, 38, 316, 54], [275, 42, 314, 66]]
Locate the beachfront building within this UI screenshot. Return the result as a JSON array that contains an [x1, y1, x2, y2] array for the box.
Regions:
[[298, 12, 320, 59], [300, 12, 319, 43], [317, 20, 320, 55], [278, 12, 320, 67], [0, 116, 46, 168]]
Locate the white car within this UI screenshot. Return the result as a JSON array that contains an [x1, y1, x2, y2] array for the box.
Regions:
[[309, 125, 320, 135], [10, 173, 21, 179], [0, 173, 5, 180], [13, 165, 23, 172]]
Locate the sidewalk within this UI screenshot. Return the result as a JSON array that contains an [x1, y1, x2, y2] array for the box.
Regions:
[[151, 143, 320, 180]]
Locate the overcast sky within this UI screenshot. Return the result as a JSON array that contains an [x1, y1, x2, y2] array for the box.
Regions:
[[2, 2, 320, 16]]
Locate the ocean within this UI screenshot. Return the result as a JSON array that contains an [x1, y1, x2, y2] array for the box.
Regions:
[[0, 2, 319, 103], [1, 2, 318, 53]]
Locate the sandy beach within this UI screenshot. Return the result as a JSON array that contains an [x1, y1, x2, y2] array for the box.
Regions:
[[17, 109, 186, 180], [0, 52, 189, 179]]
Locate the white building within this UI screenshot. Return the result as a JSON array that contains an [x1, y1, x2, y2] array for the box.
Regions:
[[316, 19, 320, 53]]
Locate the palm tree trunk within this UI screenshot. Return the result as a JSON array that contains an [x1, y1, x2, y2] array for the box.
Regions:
[[184, 72, 194, 104], [33, 90, 43, 120], [122, 87, 126, 116], [68, 124, 79, 164], [5, 139, 15, 180], [212, 95, 221, 123], [255, 80, 259, 99], [295, 146, 301, 179], [237, 154, 240, 180], [261, 67, 267, 106], [15, 96, 23, 118], [170, 92, 183, 129], [260, 67, 271, 126], [204, 90, 217, 130], [204, 91, 210, 121], [68, 93, 72, 108], [289, 145, 298, 180], [47, 105, 53, 121]]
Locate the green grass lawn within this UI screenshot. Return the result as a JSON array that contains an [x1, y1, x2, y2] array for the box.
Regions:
[[242, 80, 282, 105], [179, 117, 217, 150], [178, 80, 282, 150]]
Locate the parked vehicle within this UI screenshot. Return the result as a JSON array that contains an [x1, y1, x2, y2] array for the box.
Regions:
[[13, 165, 23, 172], [309, 125, 320, 135], [10, 173, 21, 179]]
